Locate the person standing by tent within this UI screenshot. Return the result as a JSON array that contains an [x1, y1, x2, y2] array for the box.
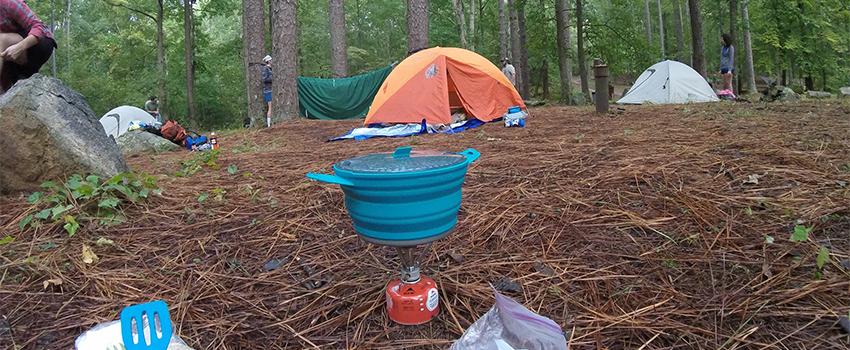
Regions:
[[719, 34, 735, 93], [0, 0, 56, 93], [501, 58, 516, 87], [145, 96, 161, 123], [261, 55, 273, 127]]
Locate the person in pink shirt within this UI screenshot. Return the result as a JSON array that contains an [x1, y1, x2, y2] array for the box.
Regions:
[[0, 0, 56, 93]]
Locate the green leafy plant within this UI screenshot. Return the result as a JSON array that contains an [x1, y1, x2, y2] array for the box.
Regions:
[[791, 224, 812, 242], [19, 173, 160, 235], [176, 149, 220, 177], [227, 164, 238, 175], [0, 235, 14, 245], [815, 246, 830, 279], [211, 187, 227, 201]]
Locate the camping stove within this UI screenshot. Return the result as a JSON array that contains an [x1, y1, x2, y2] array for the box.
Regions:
[[385, 246, 439, 325]]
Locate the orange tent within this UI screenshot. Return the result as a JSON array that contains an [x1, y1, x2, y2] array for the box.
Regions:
[[365, 47, 526, 125]]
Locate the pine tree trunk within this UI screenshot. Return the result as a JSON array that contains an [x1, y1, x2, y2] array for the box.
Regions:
[[271, 0, 299, 121], [183, 0, 196, 124], [243, 0, 265, 127], [406, 0, 429, 53], [674, 0, 685, 61], [729, 0, 738, 92], [50, 0, 57, 77], [329, 0, 348, 77], [468, 0, 476, 51], [64, 0, 71, 74], [157, 0, 167, 119], [657, 0, 665, 58], [517, 1, 530, 98], [576, 0, 590, 102], [509, 0, 522, 91], [541, 59, 549, 100], [741, 0, 756, 93], [688, 0, 706, 76], [643, 0, 653, 44], [555, 0, 573, 104], [451, 0, 468, 48], [499, 0, 510, 60]]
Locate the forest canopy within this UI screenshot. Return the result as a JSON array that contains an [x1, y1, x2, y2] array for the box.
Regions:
[[27, 0, 850, 129]]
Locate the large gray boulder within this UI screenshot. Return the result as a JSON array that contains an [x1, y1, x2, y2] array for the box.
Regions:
[[806, 90, 833, 99], [840, 87, 850, 97], [117, 130, 180, 156], [0, 74, 129, 194], [777, 87, 799, 102]]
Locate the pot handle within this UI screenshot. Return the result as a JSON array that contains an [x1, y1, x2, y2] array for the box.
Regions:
[[393, 146, 412, 159], [460, 148, 481, 163], [306, 173, 354, 186]]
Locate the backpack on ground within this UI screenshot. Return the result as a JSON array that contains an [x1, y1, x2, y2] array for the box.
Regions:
[[160, 120, 188, 145]]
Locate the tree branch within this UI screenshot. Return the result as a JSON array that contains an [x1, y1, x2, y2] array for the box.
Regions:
[[102, 0, 157, 22]]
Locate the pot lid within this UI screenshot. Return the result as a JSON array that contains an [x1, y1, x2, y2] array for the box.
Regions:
[[336, 146, 467, 174]]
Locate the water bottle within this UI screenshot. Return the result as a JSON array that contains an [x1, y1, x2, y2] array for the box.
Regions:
[[210, 132, 219, 150]]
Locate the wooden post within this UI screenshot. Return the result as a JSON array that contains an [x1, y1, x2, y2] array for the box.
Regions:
[[594, 59, 609, 114]]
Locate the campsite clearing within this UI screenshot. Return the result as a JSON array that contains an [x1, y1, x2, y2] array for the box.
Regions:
[[2, 101, 850, 349]]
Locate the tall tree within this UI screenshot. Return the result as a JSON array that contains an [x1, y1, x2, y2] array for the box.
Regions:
[[406, 0, 429, 53], [156, 0, 166, 118], [50, 0, 57, 76], [576, 0, 590, 102], [688, 0, 706, 76], [243, 0, 266, 127], [555, 0, 573, 104], [450, 0, 468, 48], [499, 0, 509, 60], [509, 0, 522, 91], [103, 0, 167, 117], [729, 0, 738, 90], [674, 0, 685, 61], [643, 0, 653, 44], [657, 0, 665, 58], [517, 1, 530, 98], [741, 0, 756, 93], [271, 0, 299, 121], [468, 0, 476, 51], [329, 0, 348, 77], [64, 0, 71, 74], [183, 0, 197, 124]]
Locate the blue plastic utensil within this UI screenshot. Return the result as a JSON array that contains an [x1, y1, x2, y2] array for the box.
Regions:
[[120, 300, 173, 350]]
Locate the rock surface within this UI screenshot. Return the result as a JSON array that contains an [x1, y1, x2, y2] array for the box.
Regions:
[[0, 74, 128, 194], [806, 91, 833, 99], [778, 87, 799, 102], [117, 130, 180, 156], [840, 87, 850, 97]]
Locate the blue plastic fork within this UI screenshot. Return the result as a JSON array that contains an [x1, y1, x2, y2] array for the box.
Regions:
[[119, 300, 173, 350]]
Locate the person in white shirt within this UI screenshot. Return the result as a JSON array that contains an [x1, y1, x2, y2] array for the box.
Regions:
[[501, 58, 516, 87]]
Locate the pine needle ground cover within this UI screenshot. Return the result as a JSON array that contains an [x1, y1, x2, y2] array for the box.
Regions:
[[2, 101, 849, 349]]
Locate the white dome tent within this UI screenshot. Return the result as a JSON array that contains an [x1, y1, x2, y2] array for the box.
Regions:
[[99, 106, 157, 139], [617, 60, 719, 105]]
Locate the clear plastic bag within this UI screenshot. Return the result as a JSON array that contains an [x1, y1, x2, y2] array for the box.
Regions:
[[451, 290, 568, 350], [75, 320, 193, 350]]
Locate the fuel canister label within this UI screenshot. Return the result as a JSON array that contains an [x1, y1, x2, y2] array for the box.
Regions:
[[426, 288, 439, 311]]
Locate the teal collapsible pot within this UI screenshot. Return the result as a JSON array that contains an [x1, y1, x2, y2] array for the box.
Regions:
[[307, 146, 480, 246]]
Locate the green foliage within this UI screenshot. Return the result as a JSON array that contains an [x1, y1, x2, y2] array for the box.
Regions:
[[790, 224, 812, 242], [22, 0, 850, 125], [227, 164, 238, 175], [19, 173, 160, 235], [177, 149, 220, 176], [0, 235, 14, 245], [815, 246, 829, 270]]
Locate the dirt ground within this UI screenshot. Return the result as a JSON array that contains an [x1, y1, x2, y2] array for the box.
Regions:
[[2, 100, 850, 349]]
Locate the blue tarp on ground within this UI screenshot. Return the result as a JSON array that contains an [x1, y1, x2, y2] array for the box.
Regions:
[[331, 119, 489, 141]]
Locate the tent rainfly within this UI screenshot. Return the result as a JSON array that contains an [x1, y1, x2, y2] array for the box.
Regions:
[[617, 60, 719, 105], [99, 106, 157, 139], [365, 47, 526, 125]]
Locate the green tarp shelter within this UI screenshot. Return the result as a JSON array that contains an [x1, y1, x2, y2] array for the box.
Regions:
[[298, 65, 393, 120]]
